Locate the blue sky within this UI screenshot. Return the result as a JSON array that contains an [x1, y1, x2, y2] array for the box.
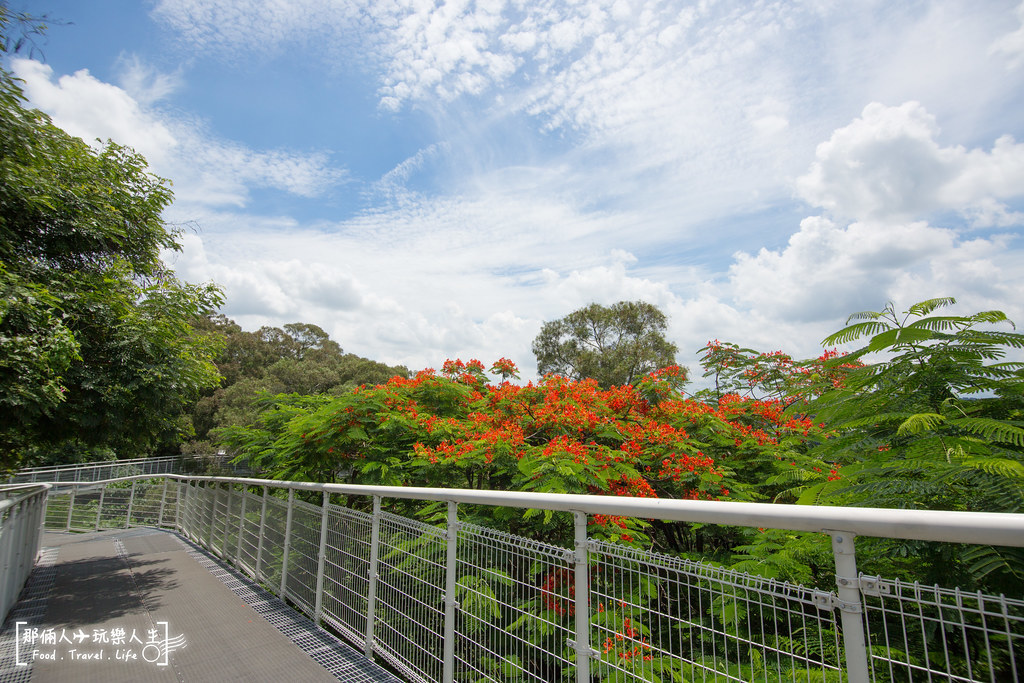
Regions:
[[9, 0, 1024, 381]]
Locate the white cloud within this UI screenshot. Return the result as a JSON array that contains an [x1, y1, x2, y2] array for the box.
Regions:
[[796, 102, 1024, 226], [727, 217, 964, 322], [12, 59, 179, 167], [12, 58, 345, 209], [116, 54, 184, 105], [30, 1, 1024, 381]]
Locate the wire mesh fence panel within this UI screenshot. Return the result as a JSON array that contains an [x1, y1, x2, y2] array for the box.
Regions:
[[236, 488, 263, 578], [66, 488, 103, 531], [373, 511, 447, 683], [861, 577, 1024, 683], [453, 522, 577, 683], [97, 485, 132, 528], [589, 540, 845, 683], [161, 481, 179, 527], [321, 503, 373, 647], [189, 484, 216, 544], [258, 494, 290, 592], [217, 485, 240, 560], [282, 497, 323, 618], [178, 482, 202, 540], [43, 491, 71, 529], [126, 479, 165, 527], [208, 485, 230, 552]]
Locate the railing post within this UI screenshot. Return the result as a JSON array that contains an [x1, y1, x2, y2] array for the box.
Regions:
[[364, 496, 381, 658], [235, 486, 247, 566], [280, 489, 295, 598], [828, 531, 870, 683], [206, 483, 218, 548], [126, 479, 137, 528], [95, 487, 105, 530], [158, 478, 168, 527], [256, 487, 269, 582], [179, 481, 190, 536], [65, 488, 75, 531], [222, 484, 233, 558], [571, 511, 593, 682], [442, 501, 459, 683], [313, 491, 330, 626]]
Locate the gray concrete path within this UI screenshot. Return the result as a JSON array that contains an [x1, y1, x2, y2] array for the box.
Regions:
[[0, 528, 402, 683]]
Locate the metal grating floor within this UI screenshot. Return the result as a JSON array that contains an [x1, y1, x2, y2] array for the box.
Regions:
[[0, 529, 403, 683], [0, 547, 60, 683], [174, 534, 402, 683]]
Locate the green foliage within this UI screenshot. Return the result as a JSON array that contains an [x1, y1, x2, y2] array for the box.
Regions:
[[0, 20, 224, 468], [694, 341, 861, 406], [188, 315, 408, 445], [533, 301, 679, 388], [799, 298, 1024, 591]]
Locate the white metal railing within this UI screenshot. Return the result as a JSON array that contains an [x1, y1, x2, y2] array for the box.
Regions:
[[0, 483, 50, 623], [38, 474, 1024, 683], [7, 453, 243, 484]]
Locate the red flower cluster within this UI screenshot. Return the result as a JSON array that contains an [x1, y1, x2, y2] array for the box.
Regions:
[[539, 568, 575, 616], [601, 617, 653, 661]]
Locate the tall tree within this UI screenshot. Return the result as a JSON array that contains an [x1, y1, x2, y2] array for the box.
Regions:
[[0, 11, 223, 468], [532, 301, 679, 388]]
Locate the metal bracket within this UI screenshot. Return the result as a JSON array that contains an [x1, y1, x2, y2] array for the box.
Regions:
[[858, 575, 891, 597], [440, 593, 460, 610], [566, 639, 601, 660], [812, 589, 863, 614], [811, 590, 835, 611]]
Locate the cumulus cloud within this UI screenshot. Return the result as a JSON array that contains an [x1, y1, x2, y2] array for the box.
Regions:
[[796, 101, 1024, 226], [12, 58, 345, 209]]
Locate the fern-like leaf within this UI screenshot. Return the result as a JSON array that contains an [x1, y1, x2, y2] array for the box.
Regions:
[[897, 413, 945, 436], [905, 316, 969, 332], [821, 320, 891, 346], [907, 297, 957, 316], [950, 417, 1024, 447]]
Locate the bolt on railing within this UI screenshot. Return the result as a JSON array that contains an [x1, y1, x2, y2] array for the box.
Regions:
[[32, 474, 1024, 682]]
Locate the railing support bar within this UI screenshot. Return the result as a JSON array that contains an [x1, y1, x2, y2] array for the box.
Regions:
[[255, 486, 268, 582], [828, 531, 870, 683], [313, 491, 330, 627], [235, 486, 247, 566], [572, 511, 593, 681], [65, 488, 75, 531], [126, 479, 137, 528], [221, 484, 233, 558], [206, 483, 217, 547], [280, 489, 295, 598], [95, 487, 105, 531], [158, 478, 168, 527], [364, 496, 382, 657], [442, 501, 459, 683], [175, 480, 184, 532]]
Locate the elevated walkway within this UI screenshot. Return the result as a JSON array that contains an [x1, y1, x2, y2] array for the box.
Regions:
[[0, 528, 401, 683]]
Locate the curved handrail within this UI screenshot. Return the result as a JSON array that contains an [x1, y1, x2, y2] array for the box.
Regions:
[[49, 473, 1024, 548]]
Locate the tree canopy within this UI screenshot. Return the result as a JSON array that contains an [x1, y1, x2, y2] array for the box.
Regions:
[[532, 301, 679, 388], [186, 315, 409, 449], [0, 13, 223, 468]]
